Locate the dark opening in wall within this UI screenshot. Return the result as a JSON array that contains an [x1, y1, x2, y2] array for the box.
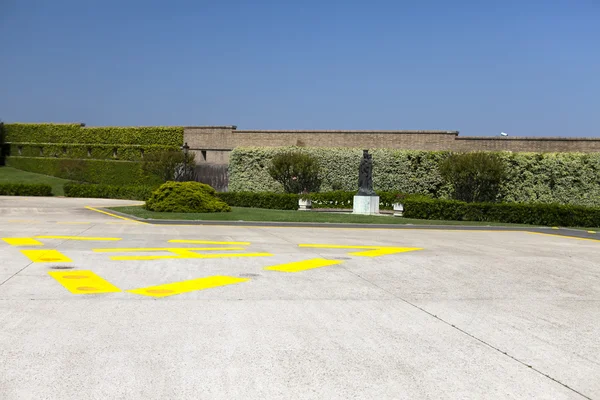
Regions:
[[201, 150, 207, 161]]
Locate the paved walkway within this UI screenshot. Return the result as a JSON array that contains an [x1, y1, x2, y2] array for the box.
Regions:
[[0, 197, 599, 399]]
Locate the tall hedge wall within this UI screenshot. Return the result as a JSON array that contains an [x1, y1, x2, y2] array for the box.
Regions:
[[229, 147, 600, 207]]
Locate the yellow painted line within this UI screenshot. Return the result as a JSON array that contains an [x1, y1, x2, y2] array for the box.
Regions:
[[110, 252, 272, 261], [2, 237, 44, 246], [528, 232, 600, 242], [93, 247, 245, 252], [265, 258, 342, 273], [299, 244, 423, 257], [128, 276, 249, 298], [21, 249, 72, 263], [35, 235, 122, 241], [168, 239, 251, 245], [552, 227, 560, 230], [588, 231, 597, 234], [48, 270, 121, 294], [85, 206, 145, 224]]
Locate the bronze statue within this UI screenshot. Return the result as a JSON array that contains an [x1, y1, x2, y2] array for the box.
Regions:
[[357, 150, 375, 196]]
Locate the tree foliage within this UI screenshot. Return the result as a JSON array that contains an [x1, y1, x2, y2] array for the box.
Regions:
[[267, 151, 322, 194]]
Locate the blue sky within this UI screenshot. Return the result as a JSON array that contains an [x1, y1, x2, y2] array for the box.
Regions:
[[1, 0, 598, 136]]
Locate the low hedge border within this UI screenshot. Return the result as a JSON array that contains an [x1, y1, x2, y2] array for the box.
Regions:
[[64, 183, 158, 201], [0, 183, 52, 196], [6, 143, 179, 161]]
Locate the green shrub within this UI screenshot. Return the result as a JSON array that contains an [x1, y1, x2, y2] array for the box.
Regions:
[[141, 150, 196, 183], [4, 124, 183, 146], [64, 183, 157, 201], [218, 192, 299, 210], [0, 183, 52, 196], [402, 196, 600, 227], [268, 151, 322, 194], [0, 120, 6, 166], [7, 143, 179, 161], [145, 181, 231, 213], [439, 152, 506, 202], [6, 157, 161, 185]]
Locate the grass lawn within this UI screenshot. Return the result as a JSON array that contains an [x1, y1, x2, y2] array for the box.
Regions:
[[0, 166, 71, 196], [109, 205, 549, 228]]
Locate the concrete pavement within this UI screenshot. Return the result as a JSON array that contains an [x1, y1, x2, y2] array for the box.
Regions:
[[0, 196, 599, 399]]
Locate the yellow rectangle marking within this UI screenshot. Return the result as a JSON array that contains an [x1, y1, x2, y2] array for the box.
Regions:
[[21, 249, 72, 263], [110, 252, 272, 261], [299, 244, 423, 257], [48, 270, 121, 294], [3, 238, 44, 246], [92, 247, 245, 253], [35, 236, 122, 241], [128, 276, 249, 298], [265, 258, 342, 273], [168, 239, 251, 245]]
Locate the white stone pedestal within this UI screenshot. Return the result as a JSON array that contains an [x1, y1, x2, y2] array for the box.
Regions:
[[353, 195, 380, 215]]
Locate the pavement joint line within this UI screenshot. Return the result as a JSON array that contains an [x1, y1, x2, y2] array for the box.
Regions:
[[339, 267, 593, 400]]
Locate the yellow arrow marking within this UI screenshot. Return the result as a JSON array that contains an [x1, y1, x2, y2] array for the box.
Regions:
[[128, 276, 249, 298], [35, 236, 121, 241], [3, 238, 44, 246], [21, 249, 72, 263], [49, 270, 121, 294], [298, 244, 423, 257], [168, 239, 251, 245], [265, 258, 342, 273]]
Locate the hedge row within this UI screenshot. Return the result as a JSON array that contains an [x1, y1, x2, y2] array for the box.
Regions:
[[7, 143, 179, 161], [217, 192, 299, 210], [6, 157, 161, 186], [64, 183, 157, 200], [229, 147, 600, 207], [4, 123, 183, 146], [403, 197, 600, 228], [0, 183, 52, 196]]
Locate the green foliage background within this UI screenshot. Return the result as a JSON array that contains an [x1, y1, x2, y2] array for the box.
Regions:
[[3, 123, 183, 185], [229, 147, 600, 207]]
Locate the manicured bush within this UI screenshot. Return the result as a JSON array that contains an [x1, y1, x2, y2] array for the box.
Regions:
[[218, 192, 299, 210], [8, 143, 179, 161], [6, 157, 161, 185], [402, 196, 600, 227], [64, 183, 158, 201], [268, 152, 322, 194], [439, 152, 506, 202], [4, 124, 183, 146], [229, 147, 600, 207], [145, 181, 231, 213], [0, 183, 52, 196]]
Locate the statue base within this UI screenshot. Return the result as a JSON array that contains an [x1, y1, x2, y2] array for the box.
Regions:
[[353, 195, 379, 215]]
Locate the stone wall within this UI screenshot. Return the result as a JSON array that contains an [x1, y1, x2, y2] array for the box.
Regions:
[[184, 126, 600, 165]]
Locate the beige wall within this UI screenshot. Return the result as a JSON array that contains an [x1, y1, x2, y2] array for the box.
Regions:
[[183, 126, 600, 165]]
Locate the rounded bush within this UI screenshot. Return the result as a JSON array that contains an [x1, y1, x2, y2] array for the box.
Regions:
[[145, 181, 231, 213]]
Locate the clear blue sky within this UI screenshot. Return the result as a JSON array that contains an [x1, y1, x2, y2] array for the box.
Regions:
[[1, 0, 598, 136]]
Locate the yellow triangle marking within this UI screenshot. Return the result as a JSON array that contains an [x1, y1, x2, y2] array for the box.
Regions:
[[21, 249, 72, 263], [298, 244, 423, 257], [128, 276, 249, 298], [48, 270, 120, 294], [265, 258, 342, 273], [3, 237, 44, 246]]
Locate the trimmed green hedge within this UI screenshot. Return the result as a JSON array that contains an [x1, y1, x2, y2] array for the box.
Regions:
[[218, 192, 300, 210], [7, 143, 179, 161], [5, 123, 183, 146], [403, 197, 600, 227], [7, 157, 161, 185], [64, 183, 158, 200], [146, 182, 231, 213], [229, 147, 600, 207], [0, 183, 52, 196]]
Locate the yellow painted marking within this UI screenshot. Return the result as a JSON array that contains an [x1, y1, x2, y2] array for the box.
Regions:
[[587, 231, 596, 234], [110, 251, 272, 261], [168, 239, 251, 245], [21, 249, 72, 263], [48, 270, 120, 294], [35, 235, 121, 241], [128, 276, 249, 298], [2, 238, 44, 246], [92, 247, 245, 253], [85, 206, 145, 224], [265, 258, 342, 273], [528, 232, 600, 242], [552, 227, 560, 230], [299, 244, 423, 257]]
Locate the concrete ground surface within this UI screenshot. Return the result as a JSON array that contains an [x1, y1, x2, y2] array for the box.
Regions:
[[0, 196, 599, 400]]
